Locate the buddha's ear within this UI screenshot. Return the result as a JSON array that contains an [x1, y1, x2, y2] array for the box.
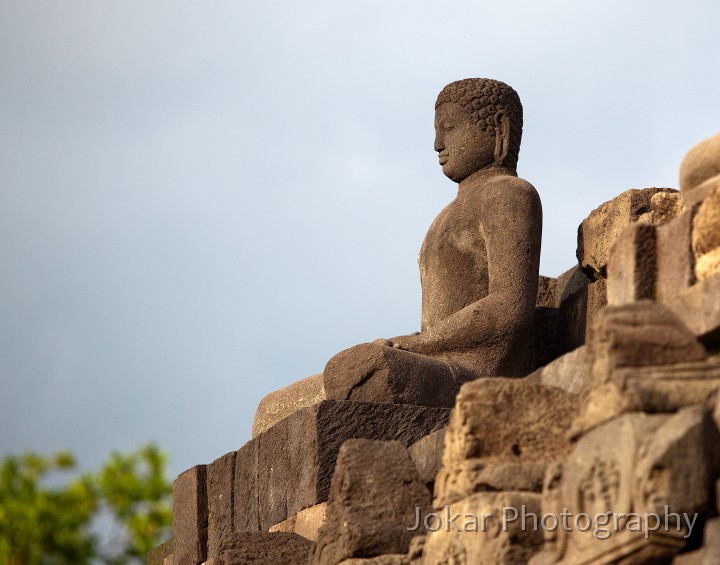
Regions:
[[494, 112, 510, 166]]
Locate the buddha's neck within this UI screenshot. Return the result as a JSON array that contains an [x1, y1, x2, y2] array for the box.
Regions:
[[458, 165, 517, 192]]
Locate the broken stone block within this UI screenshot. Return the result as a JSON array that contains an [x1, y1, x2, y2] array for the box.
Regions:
[[557, 279, 587, 355], [639, 189, 685, 225], [252, 373, 325, 437], [269, 502, 327, 541], [207, 451, 236, 561], [577, 187, 674, 280], [216, 532, 312, 565], [588, 301, 707, 384], [421, 491, 543, 565], [607, 222, 657, 306], [310, 439, 432, 565], [525, 345, 587, 395], [435, 378, 576, 507], [533, 408, 720, 565], [233, 400, 449, 533], [408, 428, 446, 486], [172, 465, 208, 565]]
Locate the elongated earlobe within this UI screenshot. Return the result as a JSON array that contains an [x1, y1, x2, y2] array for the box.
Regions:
[[494, 114, 511, 166]]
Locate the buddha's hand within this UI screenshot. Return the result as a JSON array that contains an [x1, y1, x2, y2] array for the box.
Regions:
[[372, 332, 421, 351]]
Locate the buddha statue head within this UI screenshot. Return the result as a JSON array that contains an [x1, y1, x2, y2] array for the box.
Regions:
[[434, 78, 523, 182]]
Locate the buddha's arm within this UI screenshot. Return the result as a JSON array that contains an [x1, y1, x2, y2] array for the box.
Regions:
[[386, 182, 542, 355]]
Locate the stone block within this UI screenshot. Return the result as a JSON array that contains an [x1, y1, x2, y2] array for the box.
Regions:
[[207, 451, 236, 561], [588, 301, 707, 384], [310, 439, 432, 565], [257, 417, 288, 530], [534, 408, 720, 565], [422, 491, 543, 565], [408, 428, 446, 486], [216, 531, 313, 565], [666, 265, 720, 347], [269, 502, 327, 541], [435, 378, 577, 507], [172, 465, 208, 565], [584, 278, 607, 343], [555, 265, 589, 307], [252, 373, 325, 437], [656, 208, 697, 303], [233, 435, 259, 532], [525, 345, 587, 395], [577, 187, 673, 280], [607, 222, 657, 306], [233, 400, 449, 532]]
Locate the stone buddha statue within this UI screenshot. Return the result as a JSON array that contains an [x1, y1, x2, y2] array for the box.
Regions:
[[253, 78, 542, 436]]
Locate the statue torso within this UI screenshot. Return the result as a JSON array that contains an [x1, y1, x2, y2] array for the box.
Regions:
[[419, 185, 489, 331]]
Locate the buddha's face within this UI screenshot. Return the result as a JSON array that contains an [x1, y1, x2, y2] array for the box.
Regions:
[[434, 102, 496, 183]]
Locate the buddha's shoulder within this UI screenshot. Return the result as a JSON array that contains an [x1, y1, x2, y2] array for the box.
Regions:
[[473, 173, 539, 206]]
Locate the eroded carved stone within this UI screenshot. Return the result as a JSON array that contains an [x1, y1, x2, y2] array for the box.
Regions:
[[421, 491, 543, 565], [532, 408, 720, 565], [435, 378, 577, 507]]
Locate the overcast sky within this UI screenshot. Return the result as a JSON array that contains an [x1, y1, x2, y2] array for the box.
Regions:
[[1, 1, 718, 480]]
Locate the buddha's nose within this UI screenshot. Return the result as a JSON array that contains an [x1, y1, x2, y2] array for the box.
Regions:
[[434, 134, 444, 153]]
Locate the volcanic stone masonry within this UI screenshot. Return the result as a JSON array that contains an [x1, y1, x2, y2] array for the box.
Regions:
[[149, 79, 720, 564]]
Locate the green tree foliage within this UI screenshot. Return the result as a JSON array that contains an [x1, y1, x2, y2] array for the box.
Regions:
[[0, 445, 172, 565]]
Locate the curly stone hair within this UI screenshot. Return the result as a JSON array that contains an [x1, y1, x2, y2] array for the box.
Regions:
[[435, 78, 523, 170]]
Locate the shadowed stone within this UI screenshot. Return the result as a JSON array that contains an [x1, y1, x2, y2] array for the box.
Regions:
[[310, 439, 431, 565], [233, 436, 258, 533], [215, 532, 312, 565], [172, 465, 207, 565]]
